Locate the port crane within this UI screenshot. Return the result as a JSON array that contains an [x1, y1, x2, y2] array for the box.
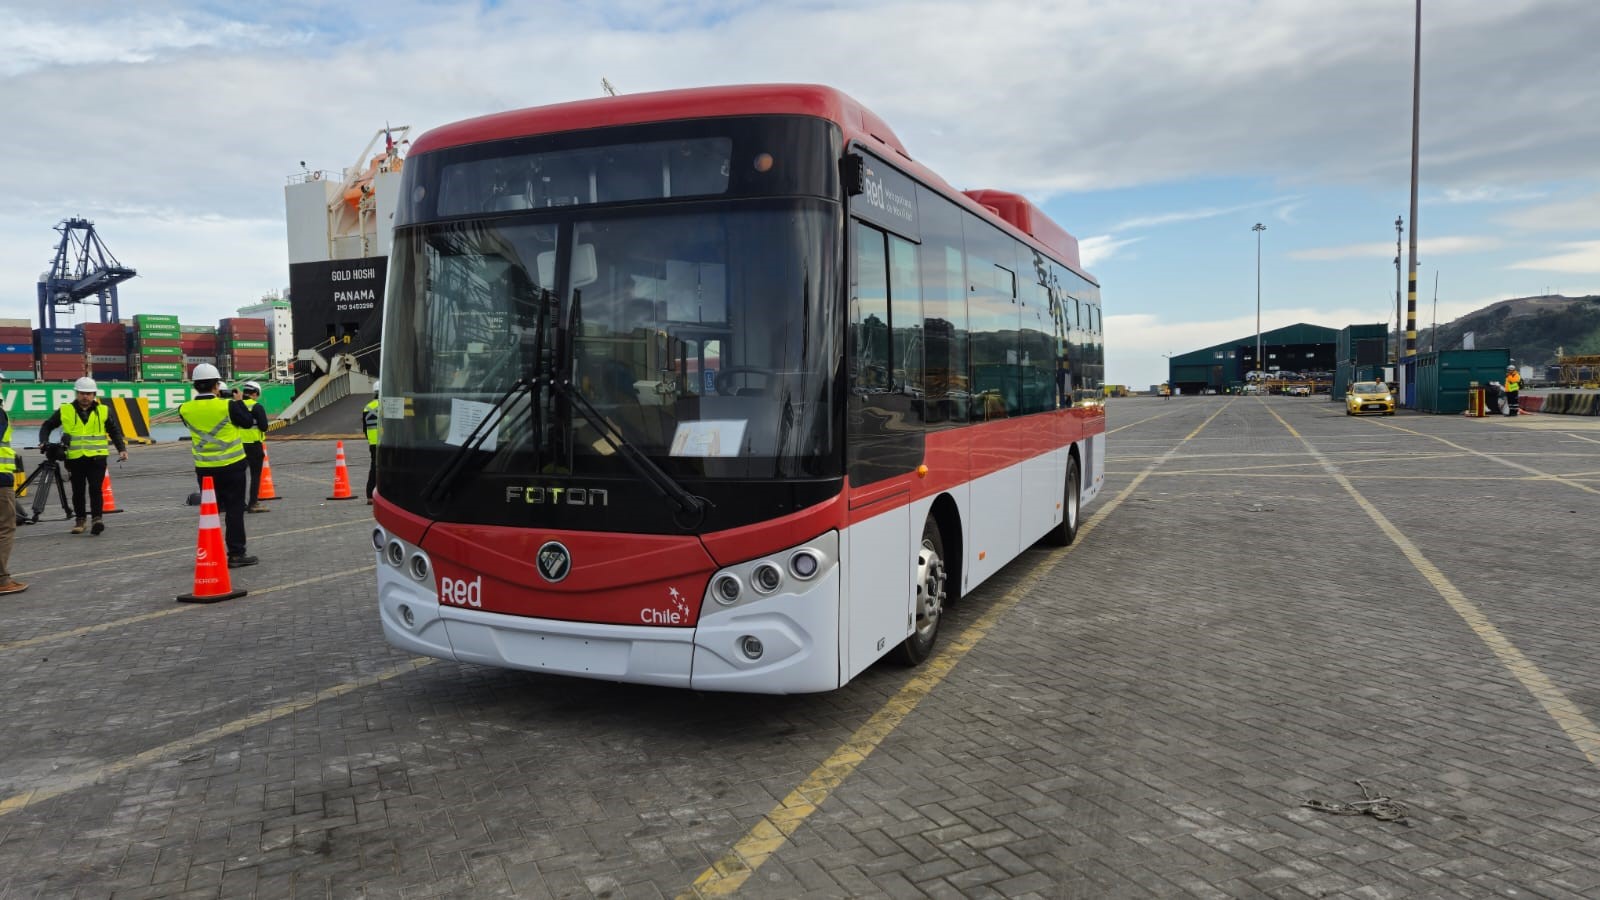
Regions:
[[36, 218, 136, 329]]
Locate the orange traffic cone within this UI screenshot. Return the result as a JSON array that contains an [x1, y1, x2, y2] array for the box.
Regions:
[[176, 477, 248, 604], [327, 440, 356, 500], [257, 450, 279, 501], [100, 469, 123, 513]]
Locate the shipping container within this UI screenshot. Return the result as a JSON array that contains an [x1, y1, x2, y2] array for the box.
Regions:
[[1412, 349, 1512, 414]]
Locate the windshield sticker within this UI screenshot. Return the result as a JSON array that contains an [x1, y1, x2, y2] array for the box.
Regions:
[[380, 396, 408, 419], [445, 398, 503, 452], [669, 420, 746, 458]]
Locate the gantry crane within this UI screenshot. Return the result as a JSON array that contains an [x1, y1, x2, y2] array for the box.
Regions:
[[36, 218, 136, 329]]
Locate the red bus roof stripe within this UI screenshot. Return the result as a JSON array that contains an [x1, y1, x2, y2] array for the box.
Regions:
[[408, 83, 1090, 281]]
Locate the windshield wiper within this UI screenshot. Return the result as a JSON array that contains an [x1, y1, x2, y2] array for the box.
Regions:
[[551, 289, 711, 529], [421, 377, 532, 509]]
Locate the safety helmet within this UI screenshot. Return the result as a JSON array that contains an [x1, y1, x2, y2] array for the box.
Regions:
[[74, 376, 99, 394], [372, 380, 381, 395], [241, 381, 262, 393], [216, 381, 229, 392], [1507, 364, 1516, 371], [191, 362, 222, 381]]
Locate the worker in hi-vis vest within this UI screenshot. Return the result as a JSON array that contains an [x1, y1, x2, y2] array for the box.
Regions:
[[363, 381, 381, 505], [239, 381, 273, 512], [178, 364, 260, 568], [0, 373, 24, 595], [1503, 364, 1521, 416], [37, 377, 128, 535]]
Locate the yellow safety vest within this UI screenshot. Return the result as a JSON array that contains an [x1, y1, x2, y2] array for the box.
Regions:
[[241, 398, 264, 444], [59, 402, 111, 460], [1505, 372, 1520, 393], [0, 420, 14, 477], [179, 397, 246, 468], [363, 398, 380, 446]]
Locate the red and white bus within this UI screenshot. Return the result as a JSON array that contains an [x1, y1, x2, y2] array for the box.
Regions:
[[373, 84, 1105, 693]]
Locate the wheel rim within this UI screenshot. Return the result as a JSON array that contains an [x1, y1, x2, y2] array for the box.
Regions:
[[914, 538, 946, 640]]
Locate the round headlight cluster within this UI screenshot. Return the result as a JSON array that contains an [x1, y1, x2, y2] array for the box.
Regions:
[[385, 539, 405, 567], [372, 527, 386, 552], [407, 553, 430, 582]]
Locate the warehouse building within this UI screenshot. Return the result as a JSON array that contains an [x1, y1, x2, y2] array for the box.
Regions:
[[1166, 323, 1339, 395]]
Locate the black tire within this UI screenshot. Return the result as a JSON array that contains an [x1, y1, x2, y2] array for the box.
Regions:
[[1043, 454, 1082, 547], [891, 518, 947, 666]]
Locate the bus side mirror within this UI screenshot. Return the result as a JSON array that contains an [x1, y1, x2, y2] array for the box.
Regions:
[[840, 154, 865, 196]]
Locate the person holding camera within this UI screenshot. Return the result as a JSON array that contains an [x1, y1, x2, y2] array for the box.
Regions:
[[37, 377, 128, 535], [179, 365, 260, 567], [0, 373, 25, 594]]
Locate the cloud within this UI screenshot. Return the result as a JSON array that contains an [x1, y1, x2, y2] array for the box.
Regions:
[[0, 10, 304, 76], [1498, 193, 1600, 231], [1290, 236, 1501, 261], [1078, 235, 1141, 269], [1440, 186, 1546, 204], [1509, 241, 1600, 274], [1110, 196, 1300, 232]]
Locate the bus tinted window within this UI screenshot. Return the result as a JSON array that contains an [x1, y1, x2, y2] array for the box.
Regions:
[[436, 138, 733, 216], [915, 188, 969, 427]]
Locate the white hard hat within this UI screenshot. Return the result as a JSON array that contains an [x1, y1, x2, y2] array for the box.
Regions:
[[372, 380, 381, 394], [74, 376, 99, 394], [191, 363, 222, 381], [1507, 364, 1516, 371], [216, 381, 230, 392], [242, 381, 262, 392]]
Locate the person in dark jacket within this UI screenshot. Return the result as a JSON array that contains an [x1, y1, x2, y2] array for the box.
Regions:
[[238, 381, 273, 511], [38, 377, 128, 535]]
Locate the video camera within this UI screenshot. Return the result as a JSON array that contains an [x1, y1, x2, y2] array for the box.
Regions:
[[39, 441, 67, 464]]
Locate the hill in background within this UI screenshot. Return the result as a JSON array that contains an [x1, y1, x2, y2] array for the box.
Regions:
[[1411, 294, 1600, 367]]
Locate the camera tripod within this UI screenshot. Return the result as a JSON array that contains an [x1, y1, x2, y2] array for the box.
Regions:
[[16, 451, 72, 525]]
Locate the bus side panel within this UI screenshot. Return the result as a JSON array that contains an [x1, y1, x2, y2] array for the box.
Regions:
[[1085, 430, 1106, 504], [1020, 435, 1065, 545], [841, 499, 912, 682], [966, 462, 1023, 591]]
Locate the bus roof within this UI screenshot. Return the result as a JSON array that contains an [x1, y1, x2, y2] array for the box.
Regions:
[[410, 84, 1088, 278]]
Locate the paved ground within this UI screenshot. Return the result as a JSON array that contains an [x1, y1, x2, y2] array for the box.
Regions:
[[2, 398, 1598, 899]]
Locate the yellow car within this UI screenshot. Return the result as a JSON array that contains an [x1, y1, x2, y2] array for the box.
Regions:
[[1345, 381, 1395, 416]]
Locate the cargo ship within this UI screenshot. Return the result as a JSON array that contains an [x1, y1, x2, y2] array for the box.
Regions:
[[282, 126, 407, 393]]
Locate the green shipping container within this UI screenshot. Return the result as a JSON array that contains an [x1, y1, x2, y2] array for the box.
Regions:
[[133, 314, 180, 325], [135, 326, 182, 338], [135, 346, 184, 357], [0, 370, 37, 381], [1413, 349, 1511, 414], [229, 340, 270, 350]]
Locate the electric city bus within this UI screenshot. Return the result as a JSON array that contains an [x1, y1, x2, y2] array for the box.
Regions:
[[373, 84, 1106, 693]]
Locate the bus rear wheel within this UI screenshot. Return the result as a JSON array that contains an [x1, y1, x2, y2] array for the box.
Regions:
[[892, 518, 947, 666], [1043, 455, 1081, 547]]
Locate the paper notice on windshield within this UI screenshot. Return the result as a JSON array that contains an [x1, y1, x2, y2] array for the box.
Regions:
[[445, 398, 502, 452], [669, 420, 745, 458]]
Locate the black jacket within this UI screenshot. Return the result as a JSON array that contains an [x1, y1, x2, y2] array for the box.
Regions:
[[38, 401, 128, 453]]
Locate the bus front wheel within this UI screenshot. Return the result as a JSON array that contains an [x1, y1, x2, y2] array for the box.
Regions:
[[892, 518, 947, 666]]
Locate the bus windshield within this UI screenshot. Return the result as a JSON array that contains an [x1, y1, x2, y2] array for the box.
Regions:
[[380, 200, 842, 520]]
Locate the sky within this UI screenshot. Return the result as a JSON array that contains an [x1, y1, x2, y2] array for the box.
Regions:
[[3, 0, 1598, 391]]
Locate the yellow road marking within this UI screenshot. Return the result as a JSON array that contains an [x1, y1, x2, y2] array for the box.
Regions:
[[15, 520, 364, 577], [1364, 418, 1600, 495], [0, 565, 376, 654], [679, 402, 1234, 898], [1264, 405, 1600, 769], [0, 654, 433, 818], [1107, 408, 1184, 434]]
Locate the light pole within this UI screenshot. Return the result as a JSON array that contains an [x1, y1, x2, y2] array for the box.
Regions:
[[1253, 223, 1266, 377], [1394, 216, 1404, 366]]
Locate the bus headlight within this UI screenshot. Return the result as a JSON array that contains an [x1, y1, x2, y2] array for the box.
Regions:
[[712, 574, 743, 605], [788, 550, 820, 580], [372, 527, 386, 551], [751, 563, 783, 595], [407, 552, 430, 582], [386, 540, 405, 567]]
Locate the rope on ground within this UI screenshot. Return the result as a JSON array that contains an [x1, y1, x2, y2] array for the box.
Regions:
[[1302, 780, 1412, 824]]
